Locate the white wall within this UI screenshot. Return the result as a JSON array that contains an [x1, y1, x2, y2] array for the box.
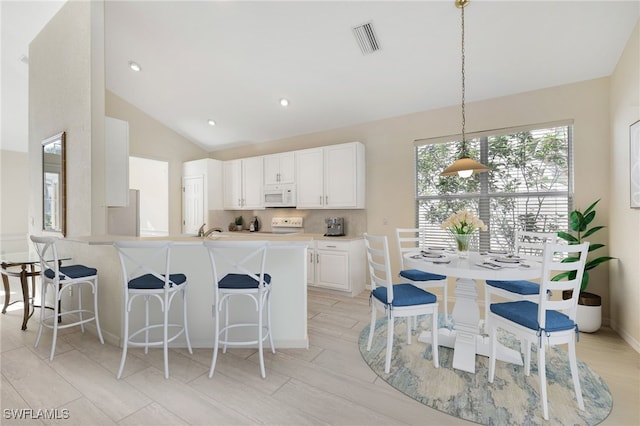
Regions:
[[0, 150, 29, 253], [609, 20, 640, 351]]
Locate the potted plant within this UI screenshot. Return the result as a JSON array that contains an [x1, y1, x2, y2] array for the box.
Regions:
[[555, 199, 615, 332], [235, 216, 244, 231]]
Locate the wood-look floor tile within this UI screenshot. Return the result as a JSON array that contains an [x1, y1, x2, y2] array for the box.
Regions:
[[48, 350, 151, 422], [42, 396, 116, 426], [117, 402, 189, 426]]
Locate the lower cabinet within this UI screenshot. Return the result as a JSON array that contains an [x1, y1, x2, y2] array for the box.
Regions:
[[307, 239, 365, 297]]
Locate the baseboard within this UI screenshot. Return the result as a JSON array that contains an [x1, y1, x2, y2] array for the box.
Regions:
[[609, 319, 640, 353]]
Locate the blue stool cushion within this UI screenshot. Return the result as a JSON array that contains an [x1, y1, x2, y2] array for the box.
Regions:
[[486, 279, 540, 295], [372, 283, 437, 307], [128, 273, 187, 290], [45, 265, 97, 280], [490, 301, 575, 332], [219, 273, 272, 289], [399, 269, 446, 282]]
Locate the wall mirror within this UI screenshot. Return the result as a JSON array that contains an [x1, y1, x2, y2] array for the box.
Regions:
[[42, 131, 66, 235]]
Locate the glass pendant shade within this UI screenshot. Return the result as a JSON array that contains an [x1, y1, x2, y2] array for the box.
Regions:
[[440, 156, 489, 177]]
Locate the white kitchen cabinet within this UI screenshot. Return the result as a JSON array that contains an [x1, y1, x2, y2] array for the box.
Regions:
[[264, 152, 295, 185], [223, 156, 264, 210], [182, 158, 223, 234], [105, 117, 129, 206], [296, 142, 365, 209], [308, 239, 366, 296]]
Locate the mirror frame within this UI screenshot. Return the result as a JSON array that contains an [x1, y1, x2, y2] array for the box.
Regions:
[[42, 131, 66, 236]]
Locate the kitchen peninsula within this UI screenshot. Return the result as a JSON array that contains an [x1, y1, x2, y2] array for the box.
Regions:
[[63, 233, 313, 349]]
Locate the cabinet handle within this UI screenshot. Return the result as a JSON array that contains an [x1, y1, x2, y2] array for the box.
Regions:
[[319, 196, 323, 204], [316, 253, 319, 263], [326, 245, 337, 248], [325, 195, 328, 204]]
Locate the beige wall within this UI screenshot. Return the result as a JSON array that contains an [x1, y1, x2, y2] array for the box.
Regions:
[[0, 150, 30, 253], [212, 78, 616, 329], [105, 91, 208, 235], [28, 0, 104, 237], [609, 20, 640, 351]]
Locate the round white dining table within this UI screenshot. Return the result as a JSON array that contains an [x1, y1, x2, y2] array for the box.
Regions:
[[404, 250, 543, 374]]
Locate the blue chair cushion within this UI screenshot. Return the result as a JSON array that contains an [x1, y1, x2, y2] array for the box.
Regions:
[[44, 265, 97, 280], [372, 283, 437, 307], [399, 269, 446, 282], [128, 273, 187, 290], [486, 279, 540, 295], [219, 273, 272, 289], [490, 300, 575, 332]]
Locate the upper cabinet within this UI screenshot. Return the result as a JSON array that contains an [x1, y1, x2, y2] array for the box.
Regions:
[[105, 117, 130, 207], [296, 142, 365, 209], [182, 158, 223, 234], [264, 152, 295, 185], [223, 156, 264, 210]]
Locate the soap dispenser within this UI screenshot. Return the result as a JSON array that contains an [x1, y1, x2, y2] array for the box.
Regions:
[[249, 216, 259, 232]]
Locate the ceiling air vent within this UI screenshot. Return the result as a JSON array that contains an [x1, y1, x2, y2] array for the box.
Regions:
[[352, 21, 380, 55]]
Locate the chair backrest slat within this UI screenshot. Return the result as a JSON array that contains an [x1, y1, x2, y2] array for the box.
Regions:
[[364, 233, 394, 303], [30, 235, 60, 279], [113, 240, 173, 288], [203, 240, 269, 289], [515, 230, 558, 262], [538, 241, 590, 327], [395, 228, 422, 270]]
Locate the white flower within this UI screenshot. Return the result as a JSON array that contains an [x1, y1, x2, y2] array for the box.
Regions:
[[441, 210, 487, 234]]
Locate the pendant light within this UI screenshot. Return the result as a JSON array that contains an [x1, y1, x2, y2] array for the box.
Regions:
[[440, 0, 489, 178]]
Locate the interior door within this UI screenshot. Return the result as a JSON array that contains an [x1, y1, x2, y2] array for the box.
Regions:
[[182, 175, 204, 234]]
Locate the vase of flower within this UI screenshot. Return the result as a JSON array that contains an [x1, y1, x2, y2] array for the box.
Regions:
[[452, 233, 472, 258], [441, 209, 487, 258]]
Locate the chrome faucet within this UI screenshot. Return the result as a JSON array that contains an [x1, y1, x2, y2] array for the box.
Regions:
[[203, 227, 223, 237], [198, 224, 223, 238]]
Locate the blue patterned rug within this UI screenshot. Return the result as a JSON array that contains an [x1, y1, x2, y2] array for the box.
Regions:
[[359, 316, 612, 425]]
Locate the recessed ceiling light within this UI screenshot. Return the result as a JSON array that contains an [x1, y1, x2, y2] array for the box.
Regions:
[[207, 119, 216, 126], [279, 98, 289, 107], [128, 61, 141, 72]]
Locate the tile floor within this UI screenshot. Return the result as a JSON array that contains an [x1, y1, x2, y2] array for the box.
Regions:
[[1, 289, 639, 425]]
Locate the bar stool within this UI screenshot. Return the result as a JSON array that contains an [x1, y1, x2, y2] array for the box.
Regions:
[[203, 240, 273, 378], [113, 240, 192, 379], [30, 235, 104, 360]]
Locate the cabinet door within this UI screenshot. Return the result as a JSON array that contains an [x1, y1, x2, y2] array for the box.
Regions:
[[223, 160, 242, 209], [242, 156, 264, 209], [182, 175, 204, 234], [325, 144, 358, 208], [277, 152, 296, 184], [315, 249, 349, 291], [264, 155, 281, 185], [296, 148, 324, 208]]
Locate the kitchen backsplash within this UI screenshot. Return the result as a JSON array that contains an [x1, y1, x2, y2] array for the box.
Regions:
[[208, 209, 366, 236]]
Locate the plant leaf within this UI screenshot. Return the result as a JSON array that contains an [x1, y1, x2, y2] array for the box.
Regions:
[[569, 211, 584, 232], [587, 243, 604, 252], [583, 199, 600, 217], [582, 210, 596, 228], [585, 256, 616, 271], [557, 231, 578, 243], [582, 225, 605, 239], [580, 270, 590, 292]]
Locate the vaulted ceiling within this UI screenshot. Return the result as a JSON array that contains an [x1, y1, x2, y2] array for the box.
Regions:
[[3, 1, 639, 153]]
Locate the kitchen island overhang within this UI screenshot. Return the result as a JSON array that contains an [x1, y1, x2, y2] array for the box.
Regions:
[[61, 234, 311, 350]]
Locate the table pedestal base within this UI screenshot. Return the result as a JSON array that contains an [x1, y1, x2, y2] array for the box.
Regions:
[[418, 275, 523, 374]]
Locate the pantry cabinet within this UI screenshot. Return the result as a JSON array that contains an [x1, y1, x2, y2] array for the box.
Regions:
[[296, 142, 365, 209], [223, 156, 264, 210]]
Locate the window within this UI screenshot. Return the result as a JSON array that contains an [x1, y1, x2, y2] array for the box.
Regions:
[[415, 122, 573, 252]]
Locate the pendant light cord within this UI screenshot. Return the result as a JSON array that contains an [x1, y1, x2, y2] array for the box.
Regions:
[[460, 3, 467, 157]]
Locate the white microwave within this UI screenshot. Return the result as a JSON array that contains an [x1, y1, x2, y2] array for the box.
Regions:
[[263, 184, 296, 207]]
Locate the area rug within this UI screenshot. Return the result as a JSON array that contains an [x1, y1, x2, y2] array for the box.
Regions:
[[358, 316, 612, 425]]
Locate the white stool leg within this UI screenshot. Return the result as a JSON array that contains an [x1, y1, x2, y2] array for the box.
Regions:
[[117, 294, 130, 379], [78, 285, 85, 333], [258, 293, 265, 378], [267, 290, 275, 354], [209, 299, 220, 378], [93, 278, 104, 344], [49, 285, 61, 360], [163, 291, 169, 379], [183, 285, 192, 354], [34, 281, 48, 349]]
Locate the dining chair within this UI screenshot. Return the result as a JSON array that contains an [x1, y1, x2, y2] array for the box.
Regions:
[[113, 240, 192, 379], [484, 230, 557, 361], [203, 240, 274, 379], [487, 241, 589, 420], [30, 235, 104, 360], [395, 228, 449, 321], [364, 233, 439, 374]]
